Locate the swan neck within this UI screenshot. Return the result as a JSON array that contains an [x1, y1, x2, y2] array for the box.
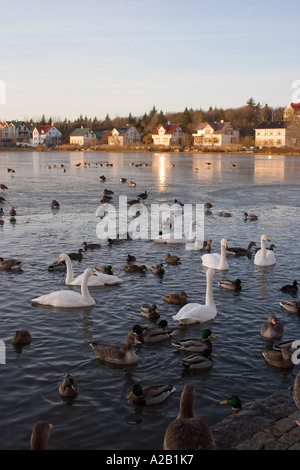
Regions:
[[65, 256, 74, 284], [261, 238, 267, 259], [219, 243, 228, 270], [81, 272, 94, 304], [205, 272, 215, 308]]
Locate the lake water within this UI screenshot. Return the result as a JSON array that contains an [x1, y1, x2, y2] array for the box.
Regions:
[[0, 150, 299, 450]]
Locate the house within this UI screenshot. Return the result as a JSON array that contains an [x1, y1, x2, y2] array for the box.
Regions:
[[192, 122, 239, 147], [69, 127, 98, 146], [108, 125, 141, 145], [151, 123, 184, 146], [0, 120, 32, 143], [32, 125, 62, 146], [254, 121, 295, 148], [283, 103, 300, 122]]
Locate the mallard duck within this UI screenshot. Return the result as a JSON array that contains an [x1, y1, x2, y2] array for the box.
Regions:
[[103, 188, 114, 195], [48, 260, 66, 272], [172, 329, 215, 353], [51, 199, 60, 209], [9, 207, 17, 217], [67, 249, 84, 261], [141, 303, 160, 319], [120, 178, 127, 183], [126, 254, 136, 263], [127, 197, 140, 206], [165, 253, 181, 265], [262, 346, 294, 369], [280, 280, 298, 295], [244, 212, 258, 221], [204, 202, 213, 209], [0, 184, 8, 190], [82, 241, 101, 251], [132, 320, 172, 343], [59, 373, 79, 397], [107, 237, 124, 245], [218, 279, 242, 291], [12, 328, 32, 346], [182, 349, 213, 370], [280, 300, 300, 314], [0, 257, 23, 271], [254, 235, 276, 267], [162, 291, 188, 306], [124, 264, 147, 273], [90, 333, 141, 365], [193, 239, 213, 251], [172, 268, 217, 324], [151, 263, 165, 275], [100, 195, 112, 203], [0, 197, 6, 203], [30, 421, 53, 450], [219, 395, 242, 414], [129, 181, 136, 187], [163, 383, 217, 450], [260, 314, 284, 339], [128, 383, 176, 405], [99, 175, 106, 182], [226, 241, 256, 256], [94, 265, 114, 275], [201, 238, 229, 270]]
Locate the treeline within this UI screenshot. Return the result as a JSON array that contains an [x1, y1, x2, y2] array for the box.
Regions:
[[33, 98, 285, 145]]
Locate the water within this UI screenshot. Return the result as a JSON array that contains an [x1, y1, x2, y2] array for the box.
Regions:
[[0, 150, 299, 450]]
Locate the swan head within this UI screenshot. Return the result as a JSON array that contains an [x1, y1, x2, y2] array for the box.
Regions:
[[221, 239, 228, 248], [261, 234, 270, 242], [58, 253, 69, 263]]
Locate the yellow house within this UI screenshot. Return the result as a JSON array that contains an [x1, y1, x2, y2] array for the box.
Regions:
[[255, 121, 295, 148], [69, 127, 97, 146], [192, 122, 239, 147], [151, 123, 184, 146]]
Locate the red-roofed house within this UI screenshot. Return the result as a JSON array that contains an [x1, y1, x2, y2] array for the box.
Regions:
[[151, 123, 184, 146], [32, 125, 62, 146], [283, 103, 300, 121], [193, 122, 239, 147]]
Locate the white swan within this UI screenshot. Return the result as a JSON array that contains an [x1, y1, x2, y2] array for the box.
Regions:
[[201, 238, 229, 270], [254, 235, 276, 266], [153, 220, 197, 244], [32, 268, 96, 307], [172, 268, 217, 324], [58, 253, 121, 286]]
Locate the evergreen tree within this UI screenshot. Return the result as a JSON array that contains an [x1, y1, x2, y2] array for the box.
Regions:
[[180, 107, 192, 130]]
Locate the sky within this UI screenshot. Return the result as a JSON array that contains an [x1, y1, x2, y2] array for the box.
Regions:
[[1, 0, 300, 122]]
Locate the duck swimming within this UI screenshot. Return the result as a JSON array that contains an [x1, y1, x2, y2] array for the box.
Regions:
[[219, 395, 242, 414], [124, 264, 147, 273], [30, 421, 53, 450], [82, 241, 101, 251], [172, 329, 215, 353], [162, 291, 188, 306], [182, 349, 213, 370], [59, 373, 79, 398], [128, 383, 176, 406], [279, 300, 300, 314], [226, 241, 256, 256], [280, 280, 298, 295], [244, 212, 258, 221], [12, 328, 32, 346], [141, 303, 160, 319], [0, 257, 23, 272], [262, 345, 294, 369], [90, 333, 141, 365], [132, 321, 172, 343], [163, 383, 217, 450], [165, 253, 181, 265], [260, 314, 284, 339], [218, 279, 242, 291]]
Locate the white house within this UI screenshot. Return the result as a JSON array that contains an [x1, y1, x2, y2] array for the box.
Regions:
[[108, 125, 141, 145], [192, 122, 239, 147], [255, 121, 295, 148], [32, 125, 62, 146], [0, 120, 32, 143], [151, 123, 184, 146], [69, 127, 98, 146], [283, 103, 300, 122]]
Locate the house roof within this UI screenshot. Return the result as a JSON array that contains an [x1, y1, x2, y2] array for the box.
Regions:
[[290, 103, 300, 109], [4, 120, 25, 128], [70, 128, 92, 137], [152, 123, 181, 135], [195, 122, 237, 134], [255, 120, 289, 129], [34, 125, 53, 134]]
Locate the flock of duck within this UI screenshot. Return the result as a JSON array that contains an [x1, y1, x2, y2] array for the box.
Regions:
[[2, 159, 300, 451]]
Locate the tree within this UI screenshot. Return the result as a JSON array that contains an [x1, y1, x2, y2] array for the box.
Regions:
[[156, 110, 166, 125], [148, 105, 158, 119], [180, 107, 192, 131], [40, 114, 47, 125], [247, 97, 256, 108]]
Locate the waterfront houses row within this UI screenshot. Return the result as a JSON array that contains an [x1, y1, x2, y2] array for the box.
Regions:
[[1, 102, 299, 148]]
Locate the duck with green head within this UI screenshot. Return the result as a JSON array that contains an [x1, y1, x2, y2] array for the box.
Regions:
[[132, 320, 172, 343], [127, 383, 176, 405], [182, 348, 213, 370], [172, 329, 215, 353], [141, 303, 160, 319], [220, 395, 242, 414]]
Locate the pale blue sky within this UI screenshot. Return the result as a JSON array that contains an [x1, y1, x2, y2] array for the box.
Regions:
[[1, 0, 300, 121]]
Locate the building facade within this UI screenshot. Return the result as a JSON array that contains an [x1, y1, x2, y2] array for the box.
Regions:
[[255, 121, 295, 148], [32, 125, 62, 146], [192, 122, 239, 147], [108, 125, 141, 145], [69, 127, 97, 146], [151, 123, 184, 146]]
